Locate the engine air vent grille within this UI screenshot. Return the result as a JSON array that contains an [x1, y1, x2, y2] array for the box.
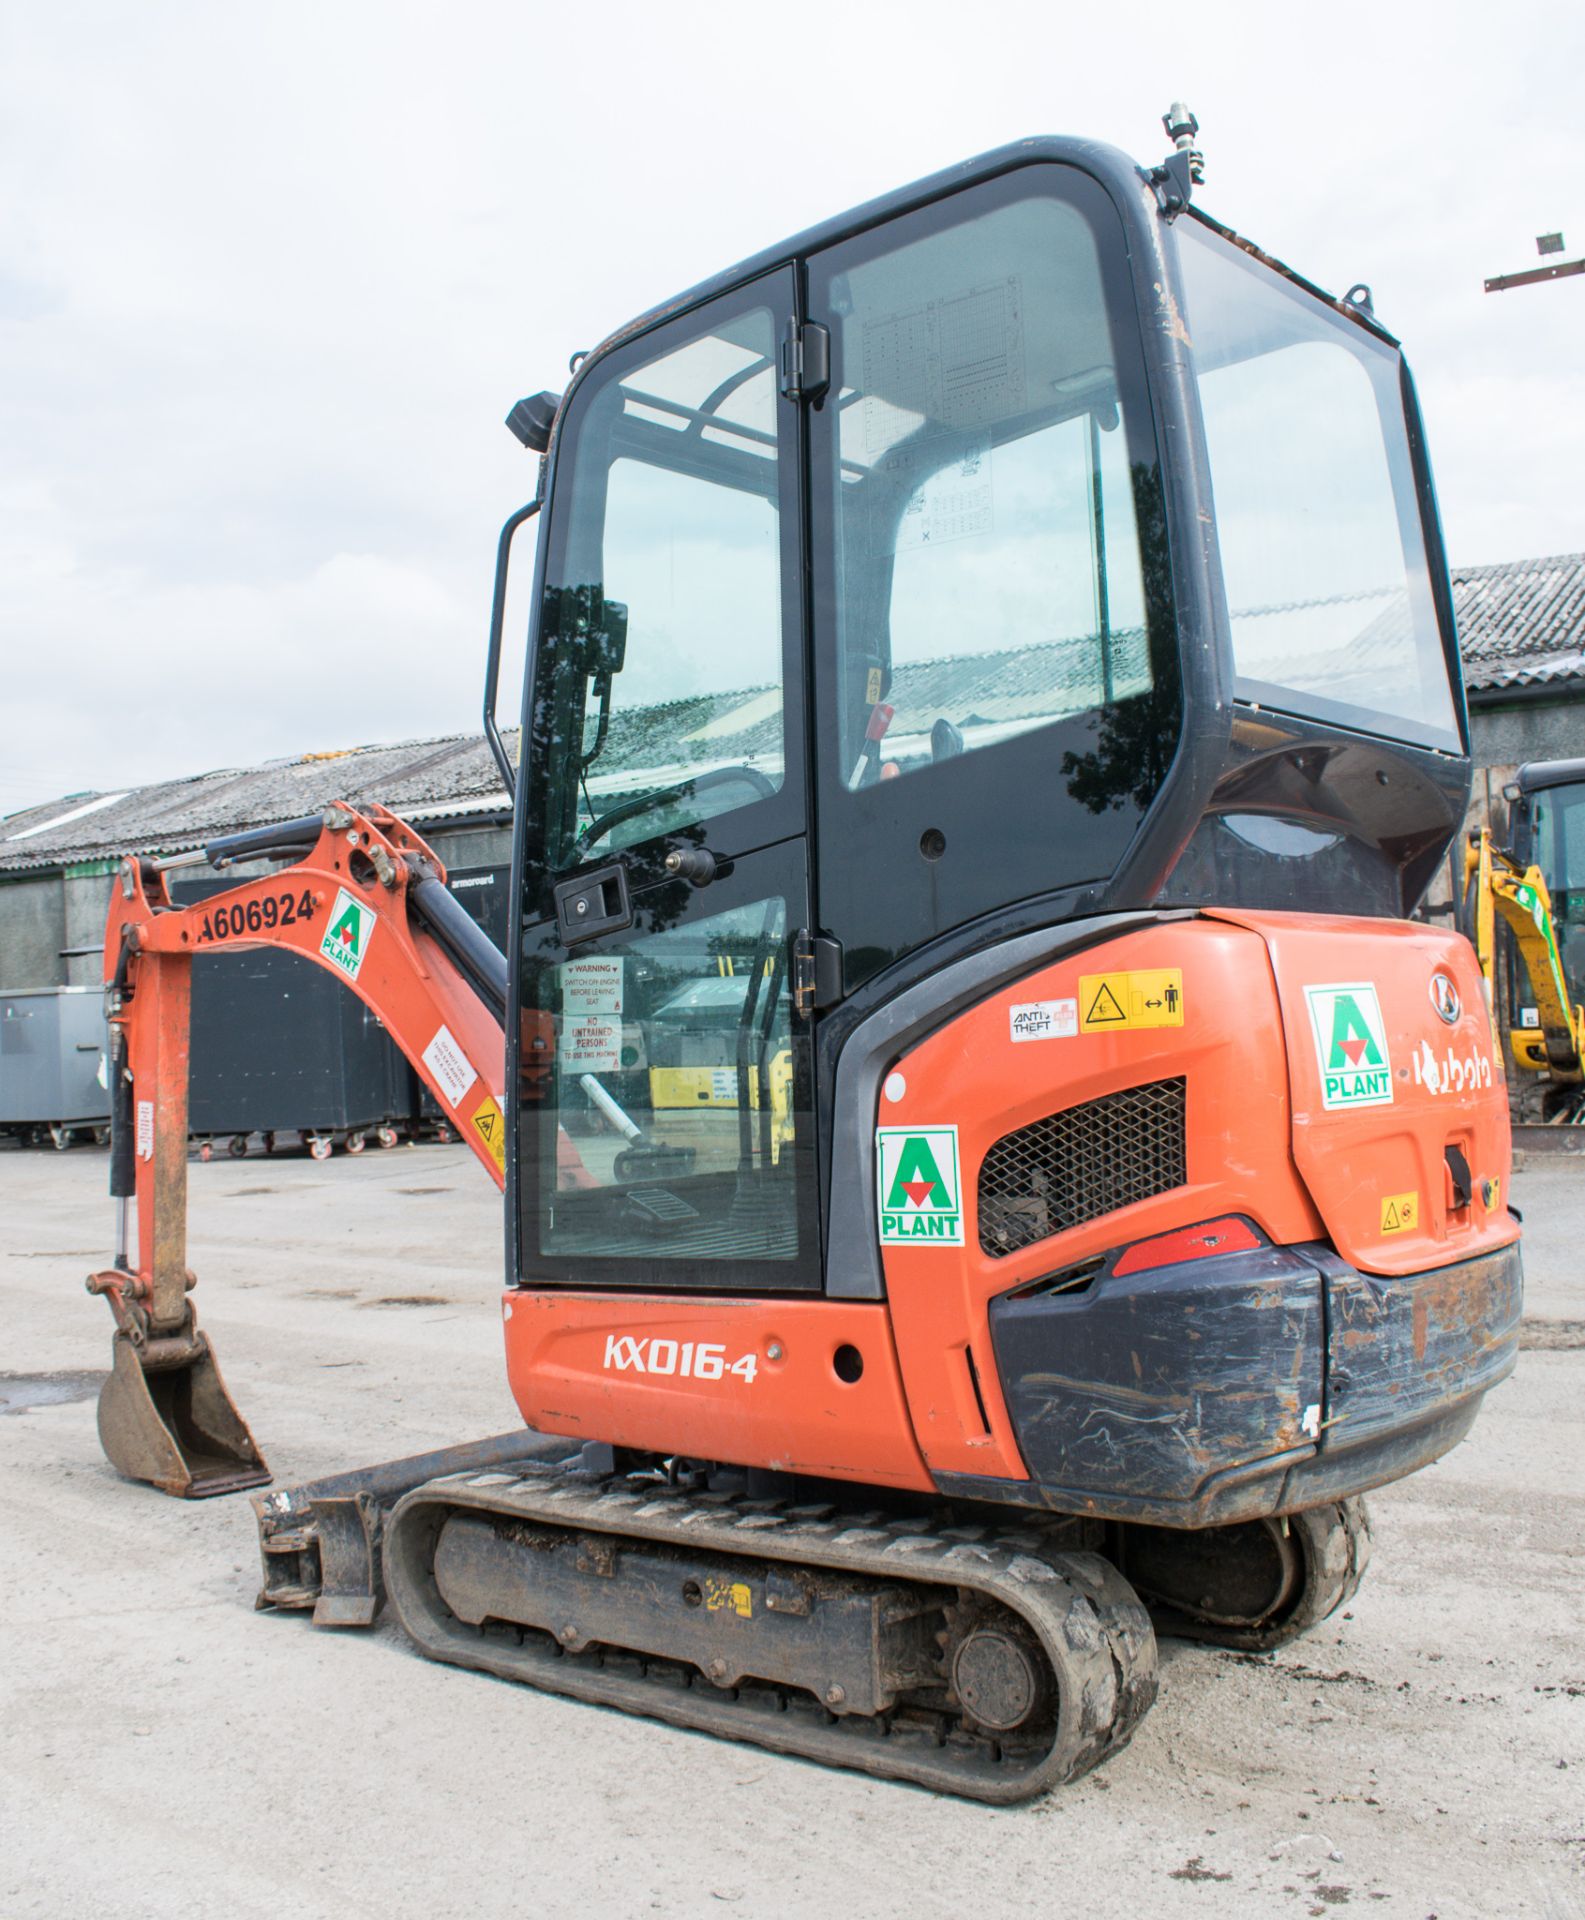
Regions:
[[978, 1077, 1187, 1257]]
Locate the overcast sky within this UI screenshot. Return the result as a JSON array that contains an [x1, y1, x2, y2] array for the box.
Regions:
[[2, 0, 1581, 818]]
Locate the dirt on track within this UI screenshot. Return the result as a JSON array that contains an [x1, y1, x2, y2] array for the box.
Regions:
[[1, 1143, 1581, 1920]]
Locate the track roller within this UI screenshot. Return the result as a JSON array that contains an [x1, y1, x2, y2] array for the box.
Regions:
[[383, 1463, 1159, 1802], [1115, 1498, 1373, 1651]]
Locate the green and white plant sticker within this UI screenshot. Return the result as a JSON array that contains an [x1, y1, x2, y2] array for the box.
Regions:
[[1304, 983, 1393, 1110], [876, 1125, 964, 1245], [320, 886, 375, 982]]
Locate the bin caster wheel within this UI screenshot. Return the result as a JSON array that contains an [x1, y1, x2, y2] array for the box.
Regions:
[[199, 1141, 213, 1162], [377, 1125, 399, 1150], [308, 1136, 333, 1161], [227, 1134, 249, 1159], [346, 1133, 366, 1155]]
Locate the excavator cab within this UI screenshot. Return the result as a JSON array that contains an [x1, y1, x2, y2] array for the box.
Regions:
[[506, 138, 1473, 1300]]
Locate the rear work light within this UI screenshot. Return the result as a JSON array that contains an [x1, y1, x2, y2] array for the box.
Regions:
[[1109, 1215, 1265, 1278]]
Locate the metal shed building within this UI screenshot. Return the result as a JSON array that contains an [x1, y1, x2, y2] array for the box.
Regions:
[[0, 734, 515, 993]]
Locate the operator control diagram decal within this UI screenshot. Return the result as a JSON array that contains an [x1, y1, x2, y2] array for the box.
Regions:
[[876, 1125, 964, 1245], [319, 887, 376, 982], [1304, 983, 1394, 1110], [1078, 969, 1183, 1032]]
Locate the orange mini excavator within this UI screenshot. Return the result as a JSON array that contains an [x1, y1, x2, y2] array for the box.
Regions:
[[88, 112, 1521, 1800]]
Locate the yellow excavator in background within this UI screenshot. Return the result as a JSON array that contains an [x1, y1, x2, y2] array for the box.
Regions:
[[1463, 758, 1585, 1121]]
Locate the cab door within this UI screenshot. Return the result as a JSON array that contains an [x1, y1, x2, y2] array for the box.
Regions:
[[511, 269, 820, 1292]]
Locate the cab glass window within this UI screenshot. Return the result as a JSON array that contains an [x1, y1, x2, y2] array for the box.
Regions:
[[529, 301, 791, 873], [1177, 220, 1459, 749], [820, 190, 1157, 788]]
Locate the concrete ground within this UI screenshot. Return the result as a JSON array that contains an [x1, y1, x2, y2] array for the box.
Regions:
[[1, 1140, 1580, 1920]]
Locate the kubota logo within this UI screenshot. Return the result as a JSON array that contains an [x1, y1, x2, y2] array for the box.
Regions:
[[320, 886, 374, 981], [876, 1125, 964, 1245], [1303, 984, 1394, 1110]]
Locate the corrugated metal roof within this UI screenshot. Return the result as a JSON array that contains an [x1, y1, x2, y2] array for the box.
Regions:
[[1452, 551, 1585, 693], [0, 734, 516, 875]]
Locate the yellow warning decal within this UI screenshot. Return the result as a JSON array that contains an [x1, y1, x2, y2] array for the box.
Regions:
[[704, 1577, 753, 1617], [469, 1095, 507, 1175], [1078, 969, 1184, 1032], [865, 667, 884, 704], [1380, 1191, 1419, 1235]]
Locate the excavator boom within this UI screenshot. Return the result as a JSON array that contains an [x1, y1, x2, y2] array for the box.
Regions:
[[92, 803, 511, 1496]]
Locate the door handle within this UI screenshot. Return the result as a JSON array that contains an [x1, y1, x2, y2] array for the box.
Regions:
[[554, 864, 633, 946]]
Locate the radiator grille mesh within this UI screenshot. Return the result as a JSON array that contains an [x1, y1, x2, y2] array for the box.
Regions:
[[977, 1077, 1188, 1257]]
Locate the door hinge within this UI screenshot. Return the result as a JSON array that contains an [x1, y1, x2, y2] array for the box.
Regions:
[[792, 931, 844, 1017], [779, 318, 830, 404]]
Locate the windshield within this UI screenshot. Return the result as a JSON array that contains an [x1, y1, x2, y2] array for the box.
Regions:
[[1177, 220, 1460, 751]]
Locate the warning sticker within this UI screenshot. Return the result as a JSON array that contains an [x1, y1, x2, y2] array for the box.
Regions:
[[1304, 983, 1394, 1111], [704, 1577, 753, 1617], [422, 1025, 477, 1110], [1078, 970, 1184, 1032], [876, 1125, 964, 1246], [469, 1095, 507, 1175], [560, 1016, 622, 1074], [319, 886, 375, 982], [1009, 998, 1078, 1043], [1380, 1191, 1419, 1235], [560, 955, 623, 1018], [136, 1099, 154, 1162]]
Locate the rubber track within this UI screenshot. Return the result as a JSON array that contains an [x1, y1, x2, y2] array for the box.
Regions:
[[1150, 1498, 1374, 1652], [384, 1463, 1159, 1802]]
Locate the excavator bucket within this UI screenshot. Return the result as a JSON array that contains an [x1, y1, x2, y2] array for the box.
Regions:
[[96, 1322, 270, 1499]]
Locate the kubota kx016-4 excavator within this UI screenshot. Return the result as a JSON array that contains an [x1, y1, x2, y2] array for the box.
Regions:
[[89, 116, 1522, 1801]]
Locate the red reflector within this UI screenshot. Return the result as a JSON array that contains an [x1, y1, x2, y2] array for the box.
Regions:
[[1110, 1215, 1262, 1278]]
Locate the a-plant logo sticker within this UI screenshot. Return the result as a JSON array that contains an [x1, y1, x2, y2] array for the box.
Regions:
[[876, 1125, 964, 1245], [1304, 983, 1394, 1110], [320, 886, 375, 982]]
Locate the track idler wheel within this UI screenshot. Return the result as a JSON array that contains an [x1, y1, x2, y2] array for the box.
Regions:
[[1117, 1499, 1372, 1652]]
